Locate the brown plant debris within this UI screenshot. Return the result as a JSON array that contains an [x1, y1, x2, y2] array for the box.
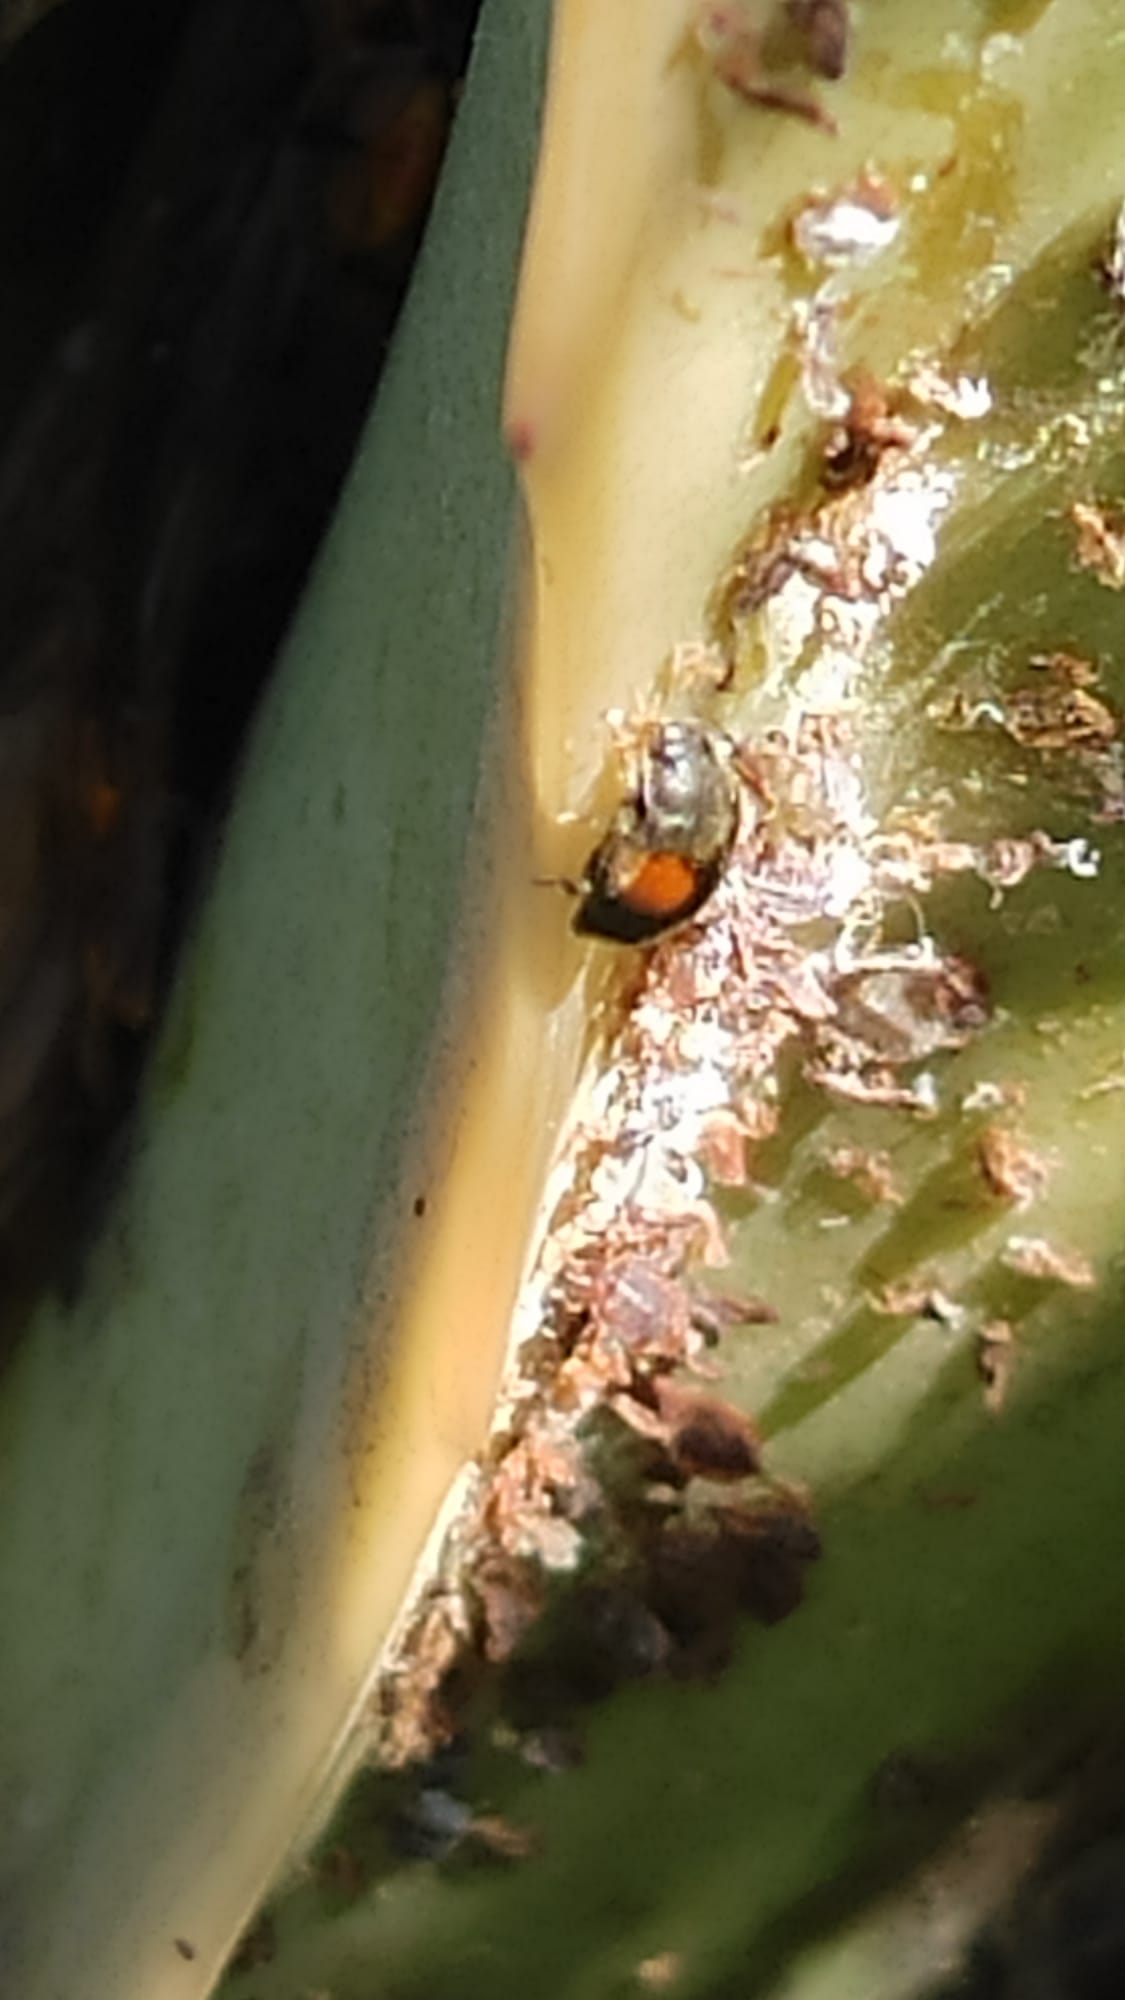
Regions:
[[609, 1379, 764, 1484], [376, 698, 1092, 1760], [1001, 1236, 1096, 1289], [1029, 649, 1101, 690], [976, 1126, 1051, 1210], [821, 373, 917, 491], [872, 1277, 963, 1325], [691, 1288, 780, 1334], [824, 1144, 901, 1204], [1072, 499, 1125, 590], [471, 1555, 548, 1665], [373, 400, 1100, 1773], [697, 3, 839, 132], [697, 1108, 752, 1186], [712, 504, 807, 630], [883, 827, 1099, 897], [1004, 681, 1117, 755], [375, 1591, 472, 1766], [636, 1496, 822, 1670], [976, 1319, 1016, 1415], [940, 651, 1124, 816], [712, 380, 989, 682], [787, 0, 850, 78]]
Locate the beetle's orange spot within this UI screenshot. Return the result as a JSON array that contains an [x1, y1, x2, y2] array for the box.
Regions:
[[624, 851, 701, 917]]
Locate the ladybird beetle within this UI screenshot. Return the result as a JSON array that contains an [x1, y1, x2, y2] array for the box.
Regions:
[[573, 721, 740, 944]]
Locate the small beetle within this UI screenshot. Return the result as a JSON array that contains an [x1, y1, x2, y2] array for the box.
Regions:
[[573, 721, 740, 944]]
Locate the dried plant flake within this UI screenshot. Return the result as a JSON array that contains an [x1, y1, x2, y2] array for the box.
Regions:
[[976, 1126, 1051, 1209], [369, 376, 1107, 1767], [1072, 499, 1125, 589], [1002, 1236, 1095, 1288], [824, 1143, 902, 1204], [976, 1319, 1016, 1414]]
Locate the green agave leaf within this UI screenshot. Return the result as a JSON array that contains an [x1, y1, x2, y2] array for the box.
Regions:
[[7, 0, 1125, 1996], [0, 1, 553, 1993], [211, 0, 1125, 1996]]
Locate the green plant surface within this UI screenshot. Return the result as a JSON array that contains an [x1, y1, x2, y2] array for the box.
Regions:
[[0, 2, 555, 1995], [217, 443, 1125, 1998], [4, 0, 1125, 1996], [219, 1298, 1125, 2000], [215, 1, 1125, 1996]]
